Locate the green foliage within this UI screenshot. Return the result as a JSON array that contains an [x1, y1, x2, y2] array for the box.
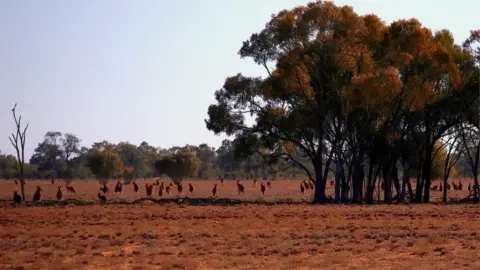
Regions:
[[0, 154, 18, 179], [4, 130, 308, 182], [116, 142, 151, 178], [154, 148, 200, 184], [87, 149, 130, 181]]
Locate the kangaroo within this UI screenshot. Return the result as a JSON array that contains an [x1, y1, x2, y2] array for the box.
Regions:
[[13, 191, 22, 204], [236, 180, 244, 195], [452, 181, 458, 191], [145, 184, 154, 197], [57, 186, 63, 201], [114, 181, 123, 193], [33, 186, 42, 202], [176, 183, 183, 193], [66, 184, 76, 194], [308, 181, 314, 190], [98, 192, 107, 204], [100, 183, 109, 194], [303, 180, 310, 191], [133, 181, 139, 193], [212, 184, 218, 198], [189, 183, 194, 195]]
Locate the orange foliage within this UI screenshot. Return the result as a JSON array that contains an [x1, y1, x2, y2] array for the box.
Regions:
[[219, 0, 476, 172], [348, 67, 402, 112], [284, 141, 295, 155], [268, 107, 286, 118], [262, 2, 467, 119]]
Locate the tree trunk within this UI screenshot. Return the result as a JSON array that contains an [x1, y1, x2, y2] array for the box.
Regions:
[[374, 165, 381, 202], [391, 162, 400, 200], [407, 178, 414, 201], [359, 150, 365, 202], [473, 144, 479, 202], [313, 130, 326, 203], [442, 148, 453, 203], [366, 158, 375, 204], [360, 164, 365, 202], [352, 162, 361, 203], [313, 159, 326, 203], [323, 147, 334, 186], [20, 179, 26, 202], [442, 173, 448, 203], [399, 162, 409, 203], [414, 154, 424, 203], [352, 151, 362, 203], [352, 160, 364, 203], [412, 145, 424, 203], [335, 154, 342, 203], [346, 158, 353, 200], [415, 178, 423, 203], [340, 165, 348, 202], [473, 174, 479, 202], [19, 158, 26, 201], [422, 143, 434, 203], [383, 161, 393, 204]]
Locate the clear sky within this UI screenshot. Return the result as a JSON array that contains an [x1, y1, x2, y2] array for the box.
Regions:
[[0, 0, 477, 158]]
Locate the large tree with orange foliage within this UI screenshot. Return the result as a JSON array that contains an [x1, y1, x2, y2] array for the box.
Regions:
[[207, 1, 384, 203], [206, 0, 479, 203]]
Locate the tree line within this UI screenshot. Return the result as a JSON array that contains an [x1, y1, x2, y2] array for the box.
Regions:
[[0, 132, 313, 182], [0, 130, 475, 185]]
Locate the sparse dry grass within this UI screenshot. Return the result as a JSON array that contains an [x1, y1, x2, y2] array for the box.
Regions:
[[0, 179, 478, 269], [0, 204, 479, 269]]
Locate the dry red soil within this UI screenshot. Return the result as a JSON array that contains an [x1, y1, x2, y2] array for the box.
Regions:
[[0, 179, 479, 269]]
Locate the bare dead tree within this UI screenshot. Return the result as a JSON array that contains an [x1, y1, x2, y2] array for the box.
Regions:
[[8, 103, 29, 200]]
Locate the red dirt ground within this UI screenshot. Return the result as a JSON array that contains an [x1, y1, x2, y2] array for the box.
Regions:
[[0, 179, 478, 269]]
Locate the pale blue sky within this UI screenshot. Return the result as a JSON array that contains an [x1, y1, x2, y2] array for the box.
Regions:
[[0, 0, 477, 158]]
